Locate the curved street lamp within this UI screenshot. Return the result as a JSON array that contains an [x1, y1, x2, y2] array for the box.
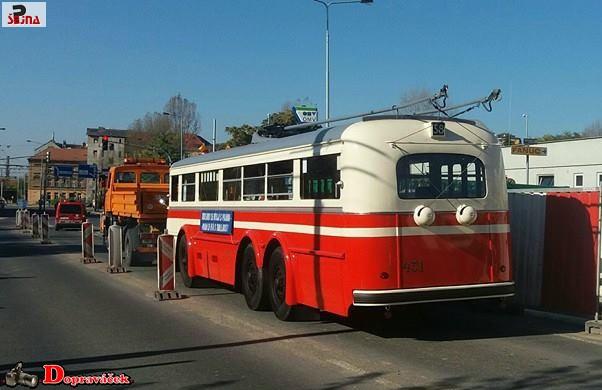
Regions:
[[312, 0, 373, 125]]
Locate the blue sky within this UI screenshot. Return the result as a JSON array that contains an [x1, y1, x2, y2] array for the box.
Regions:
[[1, 0, 601, 160]]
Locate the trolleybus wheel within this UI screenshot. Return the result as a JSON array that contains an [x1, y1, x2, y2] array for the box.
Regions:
[[268, 247, 293, 321], [177, 234, 197, 288], [241, 244, 268, 310]]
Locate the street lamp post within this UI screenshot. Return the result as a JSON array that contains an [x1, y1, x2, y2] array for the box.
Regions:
[[522, 113, 529, 185], [312, 0, 373, 126]]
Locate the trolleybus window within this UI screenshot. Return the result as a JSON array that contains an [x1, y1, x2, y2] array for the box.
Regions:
[[243, 164, 266, 201], [223, 167, 242, 201], [170, 175, 179, 202], [199, 170, 218, 201], [141, 172, 160, 183], [397, 153, 486, 199], [267, 160, 293, 200], [182, 173, 196, 202], [301, 155, 340, 199]]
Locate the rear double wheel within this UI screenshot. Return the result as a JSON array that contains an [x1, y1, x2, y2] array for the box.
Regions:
[[268, 247, 294, 321], [241, 244, 268, 310]]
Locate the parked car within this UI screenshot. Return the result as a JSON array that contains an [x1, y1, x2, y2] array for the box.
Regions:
[[55, 201, 86, 230]]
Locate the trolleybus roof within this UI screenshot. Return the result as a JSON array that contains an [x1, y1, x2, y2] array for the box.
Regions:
[[172, 115, 485, 169]]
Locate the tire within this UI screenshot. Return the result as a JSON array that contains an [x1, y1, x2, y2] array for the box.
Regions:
[[177, 234, 196, 288], [268, 247, 294, 321], [241, 244, 268, 310], [55, 225, 60, 231]]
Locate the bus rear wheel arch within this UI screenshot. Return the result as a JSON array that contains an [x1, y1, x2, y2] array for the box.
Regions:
[[176, 232, 201, 288]]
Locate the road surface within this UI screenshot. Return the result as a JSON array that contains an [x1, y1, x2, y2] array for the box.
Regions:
[[0, 208, 600, 389]]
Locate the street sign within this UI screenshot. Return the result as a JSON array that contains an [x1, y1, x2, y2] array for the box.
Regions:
[[511, 145, 548, 156], [53, 165, 73, 177], [78, 164, 97, 178]]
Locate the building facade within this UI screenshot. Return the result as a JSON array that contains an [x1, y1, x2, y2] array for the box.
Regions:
[[502, 136, 602, 188], [86, 127, 129, 206], [27, 145, 88, 205]]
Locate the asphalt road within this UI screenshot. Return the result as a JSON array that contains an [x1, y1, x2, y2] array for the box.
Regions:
[[0, 206, 601, 389]]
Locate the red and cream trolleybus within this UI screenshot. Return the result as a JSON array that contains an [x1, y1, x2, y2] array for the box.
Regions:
[[167, 115, 514, 320]]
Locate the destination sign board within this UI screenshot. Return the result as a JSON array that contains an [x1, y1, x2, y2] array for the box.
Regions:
[[200, 210, 233, 235], [511, 145, 548, 156]]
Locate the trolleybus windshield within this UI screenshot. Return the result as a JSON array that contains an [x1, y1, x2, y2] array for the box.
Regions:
[[397, 153, 486, 199]]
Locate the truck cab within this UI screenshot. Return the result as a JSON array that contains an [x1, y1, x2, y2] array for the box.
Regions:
[[100, 158, 169, 265]]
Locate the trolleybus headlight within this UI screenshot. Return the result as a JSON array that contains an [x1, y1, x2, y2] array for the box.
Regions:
[[413, 205, 435, 227], [456, 204, 477, 225]]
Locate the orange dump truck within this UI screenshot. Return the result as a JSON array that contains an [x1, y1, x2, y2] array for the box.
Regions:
[[100, 158, 170, 265]]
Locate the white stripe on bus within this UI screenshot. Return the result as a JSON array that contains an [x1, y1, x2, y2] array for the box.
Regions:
[[167, 217, 510, 237]]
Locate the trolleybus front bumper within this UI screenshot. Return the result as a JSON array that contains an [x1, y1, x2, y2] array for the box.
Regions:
[[352, 282, 515, 306]]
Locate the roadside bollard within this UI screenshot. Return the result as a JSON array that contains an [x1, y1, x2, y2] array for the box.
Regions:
[[16, 209, 22, 229], [107, 224, 126, 273], [154, 234, 181, 301], [21, 210, 31, 234], [81, 221, 98, 264], [40, 213, 51, 244], [31, 214, 40, 239]]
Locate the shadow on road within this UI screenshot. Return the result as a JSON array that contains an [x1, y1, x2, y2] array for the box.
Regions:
[[0, 243, 81, 258], [0, 328, 358, 372], [399, 359, 602, 389], [328, 301, 582, 342], [320, 372, 386, 390]]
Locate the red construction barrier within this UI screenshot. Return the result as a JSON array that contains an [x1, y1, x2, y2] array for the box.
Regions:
[[154, 234, 181, 301], [81, 221, 97, 263]]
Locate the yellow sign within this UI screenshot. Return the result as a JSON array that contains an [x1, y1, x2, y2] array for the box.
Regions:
[[511, 145, 547, 156]]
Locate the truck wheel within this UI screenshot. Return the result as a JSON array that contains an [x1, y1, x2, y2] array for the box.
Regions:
[[241, 244, 268, 311], [268, 247, 294, 321]]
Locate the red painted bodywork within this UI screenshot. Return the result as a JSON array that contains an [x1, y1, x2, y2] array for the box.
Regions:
[[541, 191, 600, 316], [169, 209, 512, 317]]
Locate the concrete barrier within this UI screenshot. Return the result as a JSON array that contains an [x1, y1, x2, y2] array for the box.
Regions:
[[16, 209, 22, 229], [31, 214, 40, 239], [81, 221, 97, 264], [40, 213, 50, 244], [21, 210, 31, 234], [107, 224, 126, 273], [154, 234, 181, 301]]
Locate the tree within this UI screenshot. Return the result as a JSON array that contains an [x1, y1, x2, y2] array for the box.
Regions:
[[224, 124, 257, 148], [537, 131, 581, 142], [164, 94, 201, 134], [583, 120, 602, 137], [127, 112, 178, 162], [400, 87, 435, 114], [261, 103, 297, 127]]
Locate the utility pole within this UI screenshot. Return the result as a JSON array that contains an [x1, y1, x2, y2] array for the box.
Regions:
[[522, 113, 529, 185], [4, 156, 8, 177], [212, 119, 216, 152]]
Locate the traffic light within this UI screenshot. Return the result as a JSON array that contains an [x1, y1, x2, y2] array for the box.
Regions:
[[102, 135, 109, 151]]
